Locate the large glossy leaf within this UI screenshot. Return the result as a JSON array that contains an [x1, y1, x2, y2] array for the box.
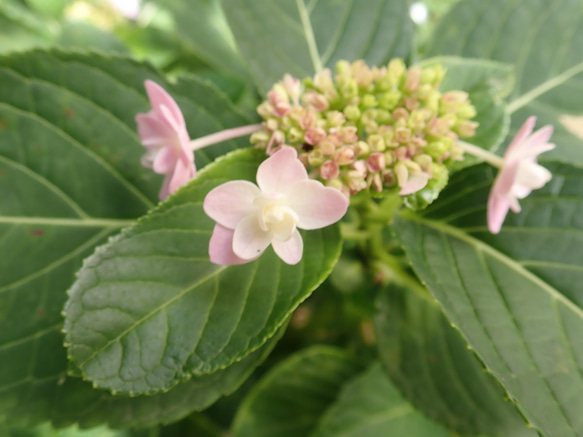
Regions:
[[375, 283, 534, 436], [419, 57, 514, 169], [51, 327, 284, 430], [427, 0, 583, 164], [222, 0, 414, 92], [393, 162, 583, 437], [232, 346, 364, 437], [151, 0, 248, 81], [0, 49, 252, 426], [64, 147, 343, 395], [312, 363, 452, 437]]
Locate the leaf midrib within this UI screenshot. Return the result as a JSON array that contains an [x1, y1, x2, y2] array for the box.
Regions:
[[400, 212, 583, 320]]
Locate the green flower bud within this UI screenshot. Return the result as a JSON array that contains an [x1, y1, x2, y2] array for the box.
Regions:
[[368, 134, 386, 152], [344, 105, 361, 121], [378, 90, 402, 110], [360, 94, 378, 109]]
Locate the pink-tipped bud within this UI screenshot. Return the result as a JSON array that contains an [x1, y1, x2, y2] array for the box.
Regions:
[[404, 67, 421, 92], [338, 126, 358, 143], [335, 146, 355, 165], [395, 146, 410, 161], [320, 160, 340, 180], [314, 69, 334, 91], [302, 90, 329, 112], [367, 152, 386, 173], [283, 74, 301, 103], [392, 108, 409, 121], [326, 110, 345, 128], [304, 128, 327, 145]]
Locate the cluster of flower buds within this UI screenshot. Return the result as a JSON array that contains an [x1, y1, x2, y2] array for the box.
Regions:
[[250, 59, 478, 200]]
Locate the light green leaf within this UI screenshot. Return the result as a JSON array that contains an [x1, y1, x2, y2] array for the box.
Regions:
[[418, 57, 514, 170], [0, 49, 252, 426], [64, 147, 343, 395], [0, 0, 57, 53], [232, 346, 364, 437], [312, 363, 452, 437], [393, 162, 583, 437], [427, 0, 583, 164], [222, 0, 414, 93], [374, 283, 535, 437]]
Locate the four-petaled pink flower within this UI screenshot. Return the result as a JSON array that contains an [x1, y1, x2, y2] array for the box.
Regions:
[[488, 116, 554, 234], [136, 80, 196, 200], [203, 147, 349, 265]]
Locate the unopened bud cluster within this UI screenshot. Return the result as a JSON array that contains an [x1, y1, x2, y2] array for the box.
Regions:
[[251, 59, 478, 198]]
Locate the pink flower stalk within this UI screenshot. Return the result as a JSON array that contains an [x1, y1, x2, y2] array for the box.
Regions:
[[488, 116, 554, 234], [136, 80, 196, 200], [203, 147, 349, 265]]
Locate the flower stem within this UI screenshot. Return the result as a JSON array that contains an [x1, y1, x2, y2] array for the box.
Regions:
[[458, 141, 505, 168], [190, 124, 263, 150]]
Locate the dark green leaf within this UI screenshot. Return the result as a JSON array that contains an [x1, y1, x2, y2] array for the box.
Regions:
[[427, 0, 583, 164], [64, 147, 343, 395], [374, 283, 534, 436], [0, 49, 252, 426], [222, 0, 414, 93], [232, 346, 364, 437], [393, 162, 583, 437], [312, 363, 452, 437]]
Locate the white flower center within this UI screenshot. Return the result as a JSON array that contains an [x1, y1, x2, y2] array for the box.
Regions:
[[254, 195, 299, 241], [514, 160, 552, 198]]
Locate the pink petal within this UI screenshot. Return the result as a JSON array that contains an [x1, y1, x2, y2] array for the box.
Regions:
[[487, 163, 520, 233], [232, 214, 272, 260], [209, 224, 252, 265], [510, 125, 555, 161], [256, 147, 308, 194], [162, 152, 196, 199], [284, 180, 348, 230], [159, 173, 172, 200], [144, 80, 186, 131], [487, 189, 510, 234], [203, 181, 261, 228], [135, 113, 172, 148], [153, 145, 179, 174], [272, 230, 303, 265], [505, 116, 536, 157], [399, 172, 429, 195]]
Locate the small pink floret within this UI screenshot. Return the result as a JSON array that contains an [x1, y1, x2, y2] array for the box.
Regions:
[[487, 116, 555, 234], [136, 80, 196, 200], [203, 147, 349, 265]]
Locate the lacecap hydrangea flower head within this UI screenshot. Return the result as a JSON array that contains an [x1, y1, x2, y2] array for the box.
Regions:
[[250, 59, 478, 207]]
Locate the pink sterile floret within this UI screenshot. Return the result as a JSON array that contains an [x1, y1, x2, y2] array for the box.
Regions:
[[203, 147, 349, 265], [488, 116, 555, 234], [136, 80, 196, 200]]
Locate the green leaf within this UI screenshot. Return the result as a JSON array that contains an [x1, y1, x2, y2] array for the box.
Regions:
[[312, 363, 452, 437], [56, 21, 129, 53], [0, 423, 131, 437], [374, 283, 535, 436], [52, 326, 284, 430], [419, 57, 514, 170], [222, 0, 414, 93], [150, 0, 248, 81], [0, 49, 252, 426], [393, 162, 583, 437], [64, 147, 343, 395], [232, 346, 364, 437], [427, 0, 583, 164], [0, 0, 56, 53]]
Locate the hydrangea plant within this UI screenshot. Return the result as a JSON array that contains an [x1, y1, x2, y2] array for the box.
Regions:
[[2, 1, 583, 436]]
